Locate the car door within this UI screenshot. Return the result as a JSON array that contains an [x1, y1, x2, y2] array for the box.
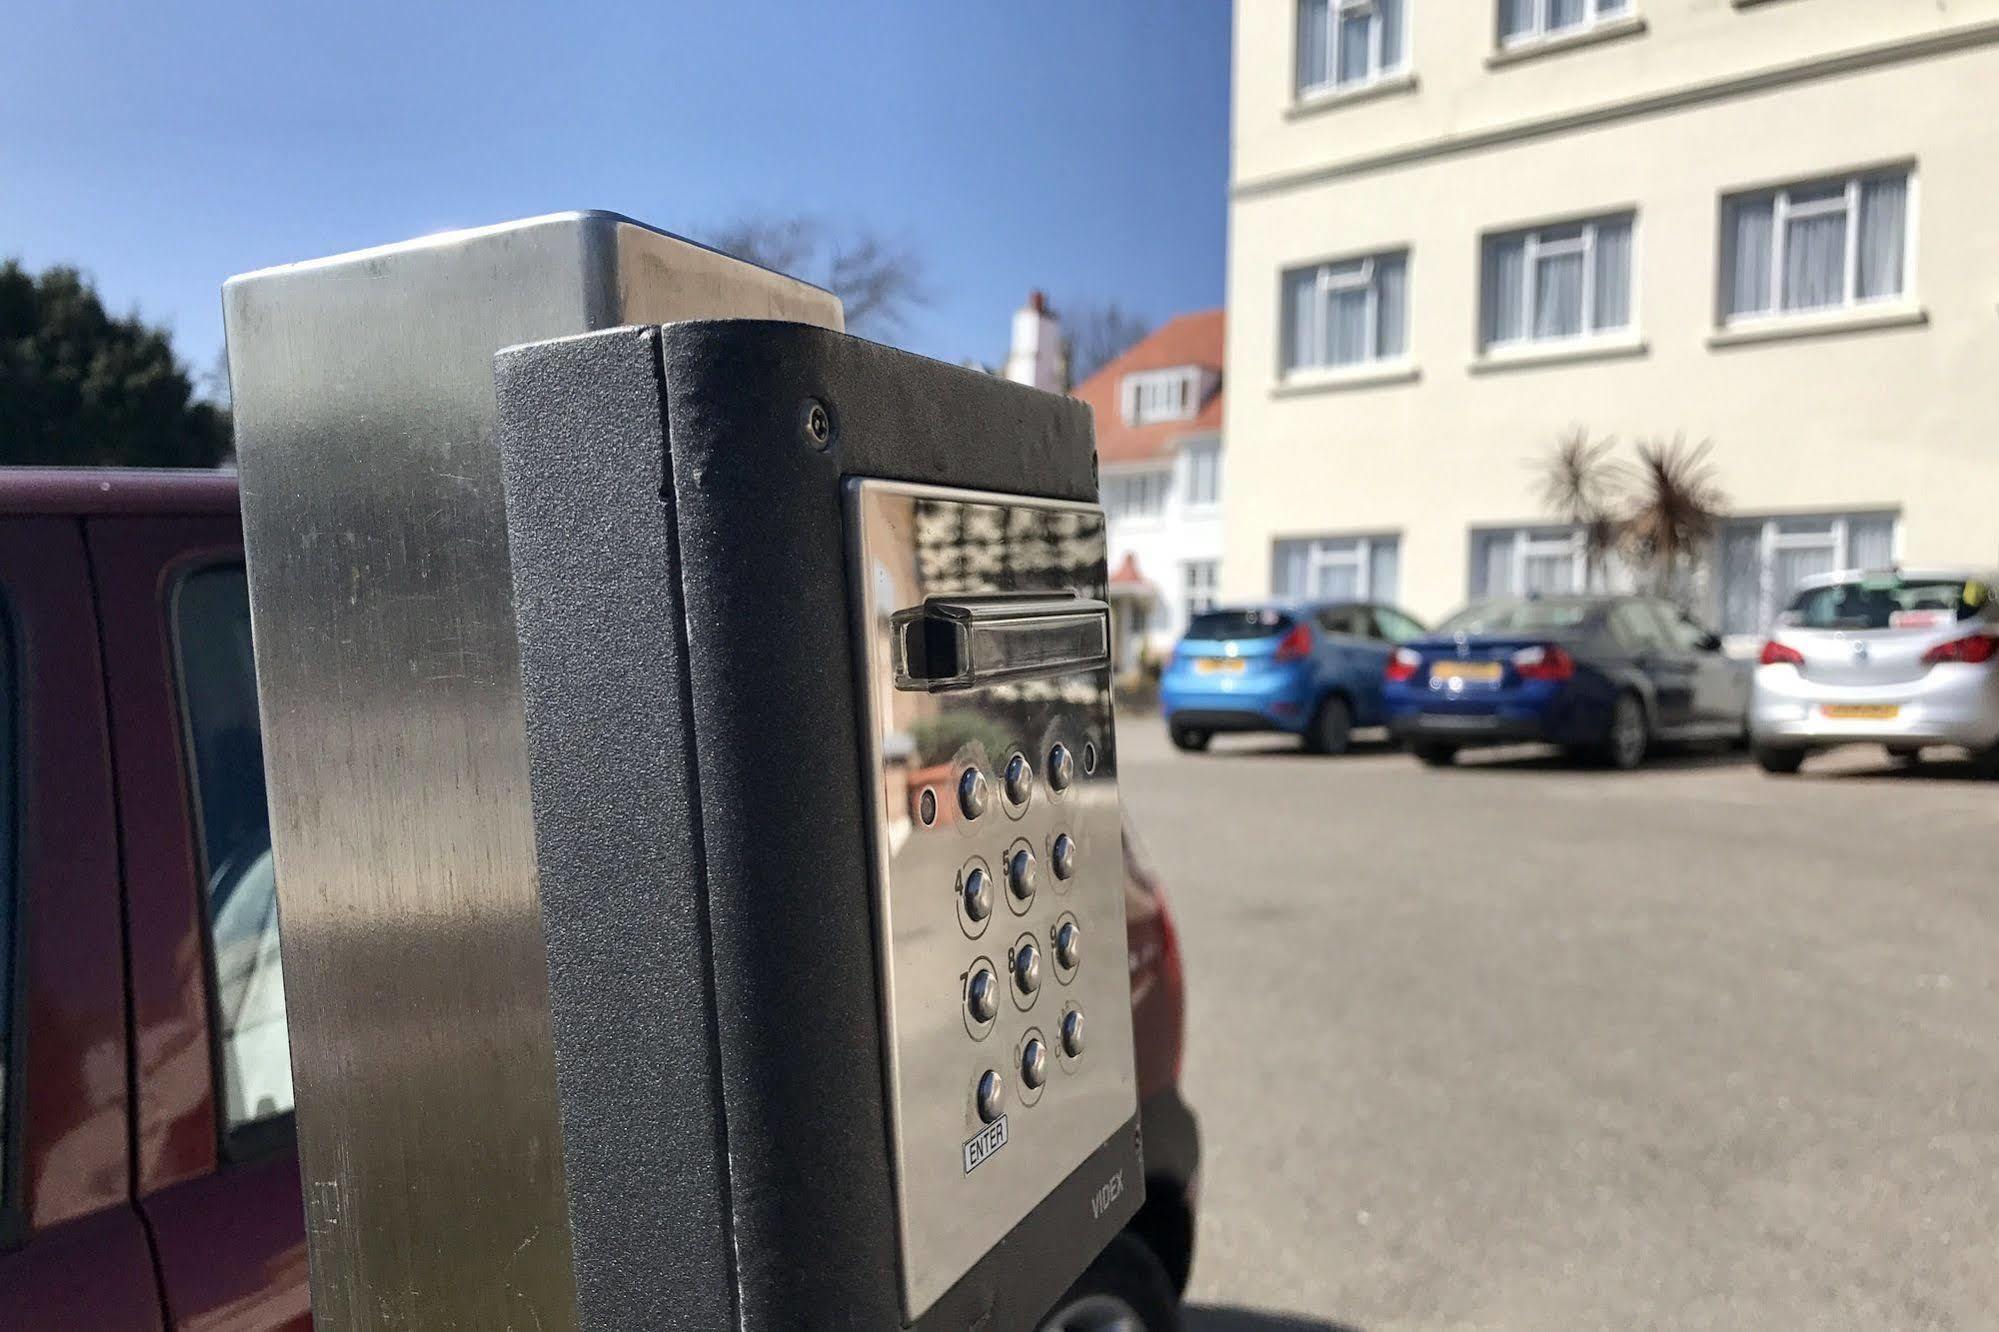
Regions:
[[1313, 605, 1378, 720], [1660, 604, 1748, 732], [87, 514, 310, 1332], [0, 517, 165, 1330], [1610, 601, 1692, 733]]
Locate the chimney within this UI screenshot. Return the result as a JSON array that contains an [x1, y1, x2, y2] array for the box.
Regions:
[[1003, 289, 1065, 392]]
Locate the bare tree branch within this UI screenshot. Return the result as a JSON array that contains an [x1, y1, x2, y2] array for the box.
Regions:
[[708, 215, 926, 336], [1063, 302, 1152, 386]]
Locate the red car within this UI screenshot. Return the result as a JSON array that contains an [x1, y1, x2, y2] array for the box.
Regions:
[[0, 468, 1198, 1331]]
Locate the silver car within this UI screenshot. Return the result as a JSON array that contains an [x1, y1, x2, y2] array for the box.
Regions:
[[1750, 568, 1999, 773]]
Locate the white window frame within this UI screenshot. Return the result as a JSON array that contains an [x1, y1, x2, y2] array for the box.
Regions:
[[1276, 534, 1398, 601], [1105, 468, 1170, 524], [1483, 214, 1634, 351], [1282, 250, 1408, 376], [1720, 511, 1901, 634], [1477, 527, 1586, 597], [1299, 0, 1407, 98], [1181, 439, 1222, 510], [1721, 170, 1916, 326], [1183, 559, 1220, 622], [1500, 0, 1631, 49], [1122, 368, 1200, 426]]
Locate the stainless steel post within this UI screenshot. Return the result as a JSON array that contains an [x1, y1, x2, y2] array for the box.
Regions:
[[223, 214, 841, 1330]]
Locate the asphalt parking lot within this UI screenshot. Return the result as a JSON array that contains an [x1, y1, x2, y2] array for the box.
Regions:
[[1119, 722, 1999, 1332]]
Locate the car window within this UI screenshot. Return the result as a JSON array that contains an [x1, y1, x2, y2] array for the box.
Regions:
[[1315, 606, 1368, 637], [1655, 604, 1714, 652], [173, 565, 292, 1136], [1608, 602, 1668, 652], [1185, 609, 1292, 641], [1373, 607, 1425, 643], [1781, 575, 1984, 630]]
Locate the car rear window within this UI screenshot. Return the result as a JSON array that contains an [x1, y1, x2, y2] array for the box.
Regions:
[[1436, 598, 1599, 635], [1184, 609, 1293, 641], [1780, 577, 1985, 630]]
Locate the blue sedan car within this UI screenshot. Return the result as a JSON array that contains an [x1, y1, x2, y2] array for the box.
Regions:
[[1160, 602, 1428, 754], [1381, 594, 1750, 769]]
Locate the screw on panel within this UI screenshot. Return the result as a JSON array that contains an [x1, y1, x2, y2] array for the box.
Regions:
[[802, 399, 833, 450]]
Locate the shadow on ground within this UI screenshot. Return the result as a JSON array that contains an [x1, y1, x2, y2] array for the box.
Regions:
[[1449, 742, 1748, 774], [1184, 1306, 1363, 1332]]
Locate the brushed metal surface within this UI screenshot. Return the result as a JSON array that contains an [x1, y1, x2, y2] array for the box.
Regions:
[[224, 214, 840, 1331], [847, 481, 1139, 1321]]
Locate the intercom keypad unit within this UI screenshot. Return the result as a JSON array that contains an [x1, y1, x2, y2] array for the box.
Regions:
[[850, 480, 1139, 1320]]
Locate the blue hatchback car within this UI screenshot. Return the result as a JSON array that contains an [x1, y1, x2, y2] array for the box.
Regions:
[[1160, 602, 1428, 754]]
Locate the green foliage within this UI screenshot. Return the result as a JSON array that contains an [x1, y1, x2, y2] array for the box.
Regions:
[[0, 260, 230, 467]]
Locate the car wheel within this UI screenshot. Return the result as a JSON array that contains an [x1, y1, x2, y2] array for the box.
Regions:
[[1168, 726, 1210, 753], [1754, 745, 1806, 775], [1600, 692, 1649, 771], [1039, 1234, 1181, 1332], [1305, 696, 1353, 756], [1412, 742, 1457, 767]]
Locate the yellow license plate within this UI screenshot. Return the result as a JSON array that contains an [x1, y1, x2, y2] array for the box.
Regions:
[[1434, 661, 1503, 683], [1821, 703, 1900, 720], [1195, 658, 1246, 674]]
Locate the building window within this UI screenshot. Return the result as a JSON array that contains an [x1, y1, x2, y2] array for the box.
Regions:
[[1721, 169, 1911, 323], [1498, 0, 1630, 46], [1716, 512, 1897, 636], [1272, 534, 1400, 602], [1183, 560, 1219, 622], [1281, 250, 1408, 375], [1182, 441, 1222, 508], [1104, 470, 1169, 522], [1122, 368, 1201, 426], [1298, 0, 1407, 97], [1470, 527, 1587, 599], [1481, 214, 1634, 350], [172, 565, 291, 1136]]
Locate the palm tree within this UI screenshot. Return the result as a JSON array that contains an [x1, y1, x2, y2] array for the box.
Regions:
[[1622, 435, 1727, 600], [1537, 427, 1626, 590]]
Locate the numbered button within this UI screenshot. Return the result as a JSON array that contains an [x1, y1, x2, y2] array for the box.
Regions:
[[958, 767, 988, 820], [1060, 1008, 1086, 1059], [1013, 939, 1042, 1000], [1004, 752, 1034, 806], [1020, 1037, 1048, 1091], [962, 864, 992, 924], [1006, 845, 1037, 905], [1047, 743, 1075, 792], [1051, 833, 1076, 882], [1055, 919, 1080, 974], [966, 964, 998, 1024]]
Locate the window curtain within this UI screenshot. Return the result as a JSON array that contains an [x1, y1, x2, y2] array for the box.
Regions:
[[1782, 190, 1848, 311], [1328, 285, 1370, 366], [1318, 554, 1361, 602], [1773, 543, 1837, 611], [1282, 268, 1319, 371], [1379, 0, 1406, 68], [1847, 515, 1896, 569], [1498, 0, 1535, 40], [1548, 0, 1586, 29], [1482, 235, 1527, 346], [1722, 197, 1775, 318], [1298, 0, 1332, 90], [1857, 174, 1908, 301], [1273, 540, 1310, 598], [1591, 218, 1633, 331], [1719, 525, 1763, 636], [1375, 253, 1408, 357], [1534, 246, 1586, 338], [1337, 6, 1373, 85], [1367, 539, 1400, 603]]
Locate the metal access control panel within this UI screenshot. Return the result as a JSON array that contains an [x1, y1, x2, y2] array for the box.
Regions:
[[849, 482, 1139, 1318]]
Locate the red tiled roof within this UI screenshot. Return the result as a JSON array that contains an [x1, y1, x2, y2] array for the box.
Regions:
[[1072, 309, 1224, 466]]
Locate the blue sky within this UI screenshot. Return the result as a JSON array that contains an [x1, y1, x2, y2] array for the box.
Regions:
[[0, 1, 1231, 383]]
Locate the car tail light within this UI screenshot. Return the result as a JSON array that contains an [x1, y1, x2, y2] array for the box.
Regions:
[[1759, 639, 1805, 668], [1274, 623, 1312, 662], [1385, 646, 1420, 683], [1510, 644, 1575, 681], [1922, 632, 1999, 666]]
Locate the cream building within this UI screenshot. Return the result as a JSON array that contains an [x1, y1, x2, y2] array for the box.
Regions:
[[1224, 0, 1999, 642]]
